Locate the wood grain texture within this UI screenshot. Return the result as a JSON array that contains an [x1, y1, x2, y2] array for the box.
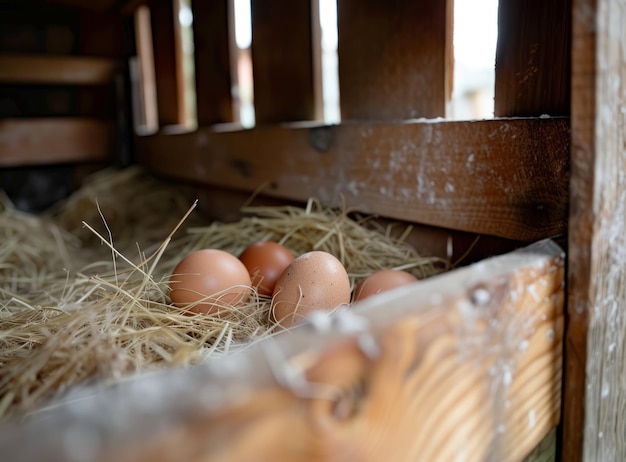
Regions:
[[0, 118, 113, 166], [337, 0, 450, 120], [564, 0, 626, 460], [494, 0, 571, 117], [150, 0, 187, 127], [21, 0, 118, 11], [136, 118, 570, 242], [250, 0, 316, 123], [0, 54, 119, 85], [190, 0, 233, 126], [0, 240, 565, 462]]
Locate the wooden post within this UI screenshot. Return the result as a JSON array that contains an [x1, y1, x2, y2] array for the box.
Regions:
[[190, 0, 233, 125], [564, 0, 626, 460], [150, 0, 187, 128], [336, 0, 451, 121], [250, 0, 317, 123], [494, 0, 572, 117]]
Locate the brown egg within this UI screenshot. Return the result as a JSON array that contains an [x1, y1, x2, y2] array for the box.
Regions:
[[271, 250, 351, 329], [239, 241, 295, 297], [352, 270, 418, 302], [169, 249, 252, 315]]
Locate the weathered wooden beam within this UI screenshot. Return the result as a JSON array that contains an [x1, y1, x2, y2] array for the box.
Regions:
[[563, 0, 626, 460], [136, 118, 570, 242], [0, 118, 113, 166], [0, 239, 565, 462], [0, 54, 120, 85]]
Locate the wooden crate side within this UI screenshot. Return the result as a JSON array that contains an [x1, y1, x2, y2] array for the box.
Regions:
[[564, 0, 626, 460], [0, 239, 565, 462], [135, 118, 570, 242]]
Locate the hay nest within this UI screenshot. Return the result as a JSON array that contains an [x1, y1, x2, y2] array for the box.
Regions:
[[0, 167, 447, 422]]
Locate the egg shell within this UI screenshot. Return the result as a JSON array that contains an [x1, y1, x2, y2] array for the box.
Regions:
[[271, 250, 351, 329], [352, 270, 418, 302], [169, 249, 252, 315], [239, 241, 295, 297]]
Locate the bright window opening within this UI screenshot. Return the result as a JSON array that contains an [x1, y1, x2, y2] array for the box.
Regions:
[[448, 0, 499, 120]]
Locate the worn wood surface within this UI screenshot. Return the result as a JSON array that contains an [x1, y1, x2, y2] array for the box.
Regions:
[[336, 0, 450, 120], [150, 0, 186, 127], [0, 118, 113, 166], [190, 0, 233, 126], [0, 54, 119, 85], [136, 118, 569, 242], [134, 5, 158, 133], [24, 0, 118, 11], [0, 240, 564, 462], [564, 0, 626, 460], [250, 0, 316, 123], [494, 0, 571, 117]]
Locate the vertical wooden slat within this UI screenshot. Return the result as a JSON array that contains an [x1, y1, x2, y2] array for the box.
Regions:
[[134, 5, 158, 132], [337, 0, 450, 121], [190, 0, 233, 125], [250, 0, 316, 123], [494, 0, 571, 117], [564, 0, 626, 461], [150, 0, 187, 127]]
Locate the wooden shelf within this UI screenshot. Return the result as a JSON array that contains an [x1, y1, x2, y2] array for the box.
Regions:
[[136, 118, 570, 242], [0, 118, 114, 166], [0, 54, 120, 86]]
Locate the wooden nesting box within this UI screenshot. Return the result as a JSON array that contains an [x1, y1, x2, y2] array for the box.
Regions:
[[0, 0, 624, 461]]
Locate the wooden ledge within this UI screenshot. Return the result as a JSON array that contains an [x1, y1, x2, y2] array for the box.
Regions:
[[0, 118, 114, 166], [136, 118, 570, 241], [0, 54, 120, 86]]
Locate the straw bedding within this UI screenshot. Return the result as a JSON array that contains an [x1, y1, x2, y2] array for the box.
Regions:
[[0, 167, 446, 422]]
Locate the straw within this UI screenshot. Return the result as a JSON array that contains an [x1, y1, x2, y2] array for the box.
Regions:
[[0, 167, 447, 422]]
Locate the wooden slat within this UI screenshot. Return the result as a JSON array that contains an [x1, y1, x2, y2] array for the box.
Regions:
[[135, 118, 570, 242], [150, 0, 186, 127], [0, 54, 119, 85], [494, 0, 571, 117], [563, 0, 626, 461], [250, 0, 316, 123], [0, 118, 113, 166], [337, 0, 451, 120], [23, 0, 119, 11], [190, 0, 233, 125], [0, 239, 564, 462]]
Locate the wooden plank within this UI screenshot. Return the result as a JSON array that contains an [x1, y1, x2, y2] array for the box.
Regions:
[[190, 0, 233, 125], [136, 118, 570, 242], [563, 0, 626, 461], [336, 0, 450, 120], [0, 54, 119, 85], [150, 0, 187, 127], [0, 239, 564, 462], [0, 118, 113, 166], [494, 0, 571, 117], [250, 0, 316, 123], [133, 5, 159, 133], [23, 0, 119, 11]]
